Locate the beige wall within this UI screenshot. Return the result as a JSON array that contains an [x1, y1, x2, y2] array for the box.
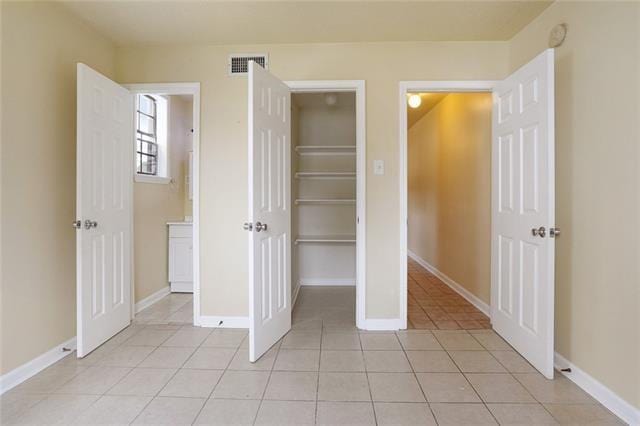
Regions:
[[133, 96, 192, 302], [408, 93, 492, 304], [2, 1, 637, 412], [116, 41, 509, 320], [510, 1, 640, 409], [0, 2, 116, 374]]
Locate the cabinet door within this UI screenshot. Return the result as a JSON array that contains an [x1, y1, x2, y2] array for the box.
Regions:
[[169, 238, 193, 282]]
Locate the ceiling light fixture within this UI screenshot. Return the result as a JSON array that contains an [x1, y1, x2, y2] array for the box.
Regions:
[[408, 94, 421, 108], [324, 93, 337, 106]]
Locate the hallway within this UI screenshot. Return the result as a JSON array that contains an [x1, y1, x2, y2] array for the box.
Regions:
[[408, 258, 491, 330]]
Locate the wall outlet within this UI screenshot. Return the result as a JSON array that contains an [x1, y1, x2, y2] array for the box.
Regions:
[[373, 160, 385, 175]]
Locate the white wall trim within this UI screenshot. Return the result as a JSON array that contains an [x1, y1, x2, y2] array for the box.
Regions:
[[0, 337, 77, 395], [286, 80, 366, 330], [398, 80, 497, 331], [408, 251, 490, 316], [123, 82, 202, 327], [199, 316, 249, 329], [361, 318, 403, 331], [134, 174, 172, 185], [134, 286, 170, 314], [299, 278, 355, 287], [554, 353, 640, 425]]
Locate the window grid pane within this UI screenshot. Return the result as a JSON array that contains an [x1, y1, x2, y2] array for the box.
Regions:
[[136, 95, 158, 175]]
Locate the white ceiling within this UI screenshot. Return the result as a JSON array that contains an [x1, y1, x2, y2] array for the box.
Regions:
[[59, 1, 552, 47]]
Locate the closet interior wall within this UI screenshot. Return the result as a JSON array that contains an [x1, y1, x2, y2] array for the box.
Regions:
[[291, 92, 357, 303]]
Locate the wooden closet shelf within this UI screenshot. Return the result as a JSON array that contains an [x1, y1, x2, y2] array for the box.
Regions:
[[295, 171, 356, 179], [295, 235, 356, 244], [295, 198, 356, 205], [295, 145, 356, 154]]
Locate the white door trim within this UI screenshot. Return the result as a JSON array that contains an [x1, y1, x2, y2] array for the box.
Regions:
[[123, 82, 202, 326], [398, 80, 497, 329], [285, 80, 366, 330]]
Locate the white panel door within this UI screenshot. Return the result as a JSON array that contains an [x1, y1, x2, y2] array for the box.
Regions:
[[248, 62, 292, 362], [76, 63, 133, 357], [491, 49, 555, 378]]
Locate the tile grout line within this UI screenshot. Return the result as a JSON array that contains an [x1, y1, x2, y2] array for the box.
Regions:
[[45, 328, 181, 424], [430, 329, 496, 424], [188, 328, 244, 425], [314, 319, 324, 425], [251, 331, 284, 426], [359, 328, 379, 425], [125, 330, 190, 425], [396, 330, 441, 425]]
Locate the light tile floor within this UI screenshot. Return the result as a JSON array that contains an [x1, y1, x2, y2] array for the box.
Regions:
[[407, 258, 491, 330], [1, 287, 625, 425]]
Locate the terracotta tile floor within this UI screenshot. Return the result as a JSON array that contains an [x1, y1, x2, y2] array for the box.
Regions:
[[1, 287, 625, 425], [407, 258, 492, 330]]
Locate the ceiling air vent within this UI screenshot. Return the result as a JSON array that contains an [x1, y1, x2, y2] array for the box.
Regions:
[[228, 54, 269, 76]]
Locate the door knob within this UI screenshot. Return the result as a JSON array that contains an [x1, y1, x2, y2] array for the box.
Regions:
[[531, 226, 546, 238], [243, 222, 253, 231], [550, 227, 561, 238], [72, 220, 82, 229], [84, 220, 98, 230], [255, 222, 268, 232]]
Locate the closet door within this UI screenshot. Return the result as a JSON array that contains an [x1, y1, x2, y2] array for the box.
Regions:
[[247, 62, 292, 362]]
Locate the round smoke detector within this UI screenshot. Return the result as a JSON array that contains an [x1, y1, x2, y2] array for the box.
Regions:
[[549, 23, 568, 48], [324, 93, 338, 106]]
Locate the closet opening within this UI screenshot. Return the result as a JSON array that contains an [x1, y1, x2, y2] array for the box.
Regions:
[[290, 91, 359, 329]]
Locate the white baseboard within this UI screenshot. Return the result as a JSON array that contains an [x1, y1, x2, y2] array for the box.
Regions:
[[554, 353, 639, 425], [361, 318, 403, 331], [0, 337, 77, 395], [134, 286, 170, 314], [199, 316, 249, 329], [299, 278, 355, 286], [170, 282, 193, 293], [408, 250, 490, 316]]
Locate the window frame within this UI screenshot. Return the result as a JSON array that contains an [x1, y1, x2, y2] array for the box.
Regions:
[[134, 94, 170, 184], [136, 95, 159, 176]]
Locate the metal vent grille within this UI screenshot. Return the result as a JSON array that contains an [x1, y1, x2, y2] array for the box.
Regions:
[[228, 54, 268, 75]]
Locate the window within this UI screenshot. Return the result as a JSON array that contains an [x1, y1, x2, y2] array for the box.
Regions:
[[136, 95, 158, 175], [135, 94, 168, 183]]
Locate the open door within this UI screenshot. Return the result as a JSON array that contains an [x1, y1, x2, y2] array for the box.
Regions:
[[491, 49, 555, 378], [247, 62, 292, 362], [76, 64, 133, 357]]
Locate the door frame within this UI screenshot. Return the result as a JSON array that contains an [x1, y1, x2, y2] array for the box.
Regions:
[[398, 80, 496, 329], [285, 80, 367, 329], [123, 82, 202, 326]]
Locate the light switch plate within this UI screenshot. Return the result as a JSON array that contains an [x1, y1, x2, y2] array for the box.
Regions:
[[373, 160, 384, 175]]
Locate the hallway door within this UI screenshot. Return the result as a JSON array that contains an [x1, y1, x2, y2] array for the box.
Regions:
[[491, 49, 556, 378]]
